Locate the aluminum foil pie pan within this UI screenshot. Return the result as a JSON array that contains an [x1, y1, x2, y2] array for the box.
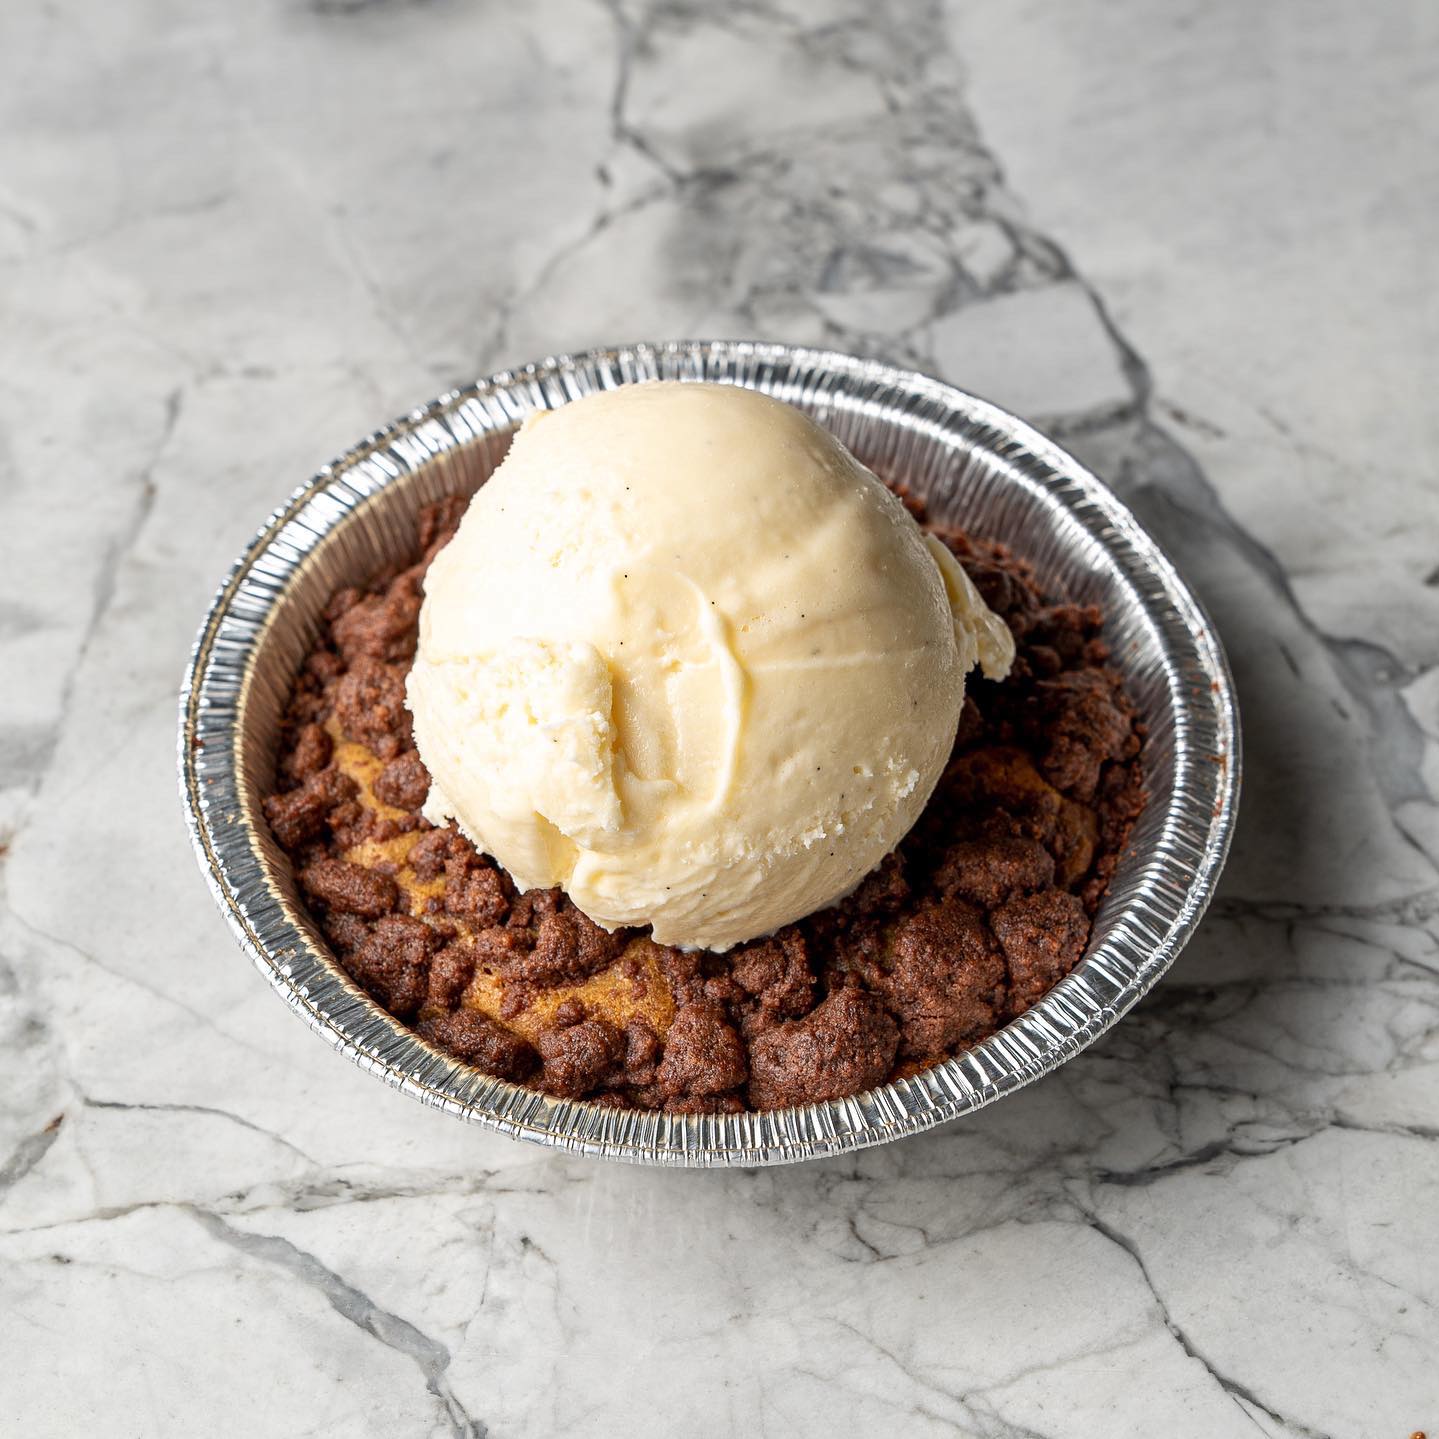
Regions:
[[178, 340, 1240, 1167]]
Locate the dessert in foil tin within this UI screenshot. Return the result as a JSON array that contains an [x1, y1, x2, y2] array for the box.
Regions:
[[263, 384, 1145, 1112]]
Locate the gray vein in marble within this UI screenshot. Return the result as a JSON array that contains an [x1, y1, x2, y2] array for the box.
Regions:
[[1015, 218, 1435, 829], [190, 1206, 486, 1439], [31, 386, 180, 787], [5, 900, 272, 1053], [81, 1096, 318, 1166], [311, 0, 437, 15], [1078, 1209, 1324, 1439], [597, 0, 686, 188], [0, 1114, 64, 1200]]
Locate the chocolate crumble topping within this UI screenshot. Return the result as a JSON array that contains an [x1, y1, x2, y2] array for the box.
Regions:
[[266, 494, 1146, 1111]]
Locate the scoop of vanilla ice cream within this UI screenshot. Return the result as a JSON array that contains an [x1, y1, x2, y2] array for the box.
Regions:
[[407, 381, 1013, 951]]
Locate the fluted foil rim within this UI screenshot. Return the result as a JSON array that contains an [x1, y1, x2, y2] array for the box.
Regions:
[[178, 340, 1240, 1167]]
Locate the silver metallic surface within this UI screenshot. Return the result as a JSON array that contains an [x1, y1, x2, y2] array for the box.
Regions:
[[178, 340, 1240, 1167]]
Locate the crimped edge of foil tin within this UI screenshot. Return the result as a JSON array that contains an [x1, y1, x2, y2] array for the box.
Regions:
[[178, 340, 1240, 1167]]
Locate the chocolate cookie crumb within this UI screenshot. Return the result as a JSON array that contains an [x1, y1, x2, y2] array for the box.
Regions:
[[410, 825, 463, 881], [1034, 670, 1138, 801], [552, 997, 588, 1028], [730, 932, 815, 1033], [267, 497, 1147, 1111], [263, 767, 357, 849], [443, 857, 510, 928], [281, 723, 333, 785], [655, 1002, 747, 1099], [347, 914, 435, 1018], [992, 889, 1090, 1018], [537, 1018, 624, 1098], [519, 910, 626, 986], [933, 836, 1054, 910], [879, 901, 1006, 1060], [321, 910, 370, 958], [373, 750, 430, 811], [620, 1020, 662, 1088], [748, 989, 899, 1110], [299, 857, 399, 919], [333, 656, 411, 758], [419, 1008, 537, 1080], [331, 568, 423, 666], [425, 942, 476, 1010]]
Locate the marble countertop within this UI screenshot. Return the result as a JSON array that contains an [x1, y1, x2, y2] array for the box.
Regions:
[[3, 2, 1436, 1435]]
